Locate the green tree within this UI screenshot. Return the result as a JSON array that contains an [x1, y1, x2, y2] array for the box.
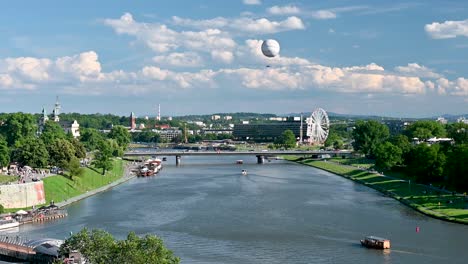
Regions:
[[405, 120, 446, 141], [0, 113, 37, 146], [12, 137, 49, 167], [80, 128, 104, 151], [352, 120, 390, 158], [446, 122, 468, 145], [275, 129, 296, 149], [40, 121, 66, 146], [69, 138, 86, 159], [48, 139, 76, 170], [92, 140, 113, 175], [445, 144, 468, 191], [407, 143, 446, 183], [108, 125, 131, 149], [324, 131, 343, 150], [0, 138, 9, 168], [374, 142, 402, 170], [107, 139, 123, 157], [68, 157, 84, 180], [59, 228, 180, 264]]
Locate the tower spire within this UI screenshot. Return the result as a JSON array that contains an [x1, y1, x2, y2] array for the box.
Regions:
[[53, 96, 61, 122], [157, 104, 161, 121]]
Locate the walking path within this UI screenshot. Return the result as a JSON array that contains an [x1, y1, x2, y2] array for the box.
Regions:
[[55, 163, 138, 209]]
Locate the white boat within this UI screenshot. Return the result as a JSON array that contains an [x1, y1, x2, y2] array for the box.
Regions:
[[241, 169, 247, 176], [0, 219, 20, 230]]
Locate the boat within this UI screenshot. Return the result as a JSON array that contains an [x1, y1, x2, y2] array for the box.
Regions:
[[236, 160, 243, 164], [241, 169, 247, 176], [0, 218, 20, 230], [360, 236, 390, 249], [138, 158, 163, 177]]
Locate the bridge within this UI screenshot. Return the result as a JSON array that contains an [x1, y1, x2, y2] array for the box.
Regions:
[[123, 150, 353, 165]]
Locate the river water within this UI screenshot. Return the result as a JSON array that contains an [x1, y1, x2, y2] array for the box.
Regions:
[[15, 156, 468, 263]]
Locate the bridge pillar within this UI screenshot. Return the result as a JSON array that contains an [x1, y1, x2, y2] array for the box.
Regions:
[[256, 155, 265, 164], [176, 155, 181, 166]]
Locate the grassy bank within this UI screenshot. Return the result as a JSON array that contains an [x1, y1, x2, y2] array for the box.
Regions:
[[286, 157, 468, 225], [0, 175, 19, 184], [42, 159, 125, 204]]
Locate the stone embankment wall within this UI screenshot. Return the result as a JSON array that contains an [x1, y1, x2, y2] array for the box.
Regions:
[[0, 182, 46, 208]]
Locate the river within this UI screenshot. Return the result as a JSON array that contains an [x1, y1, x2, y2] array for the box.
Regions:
[[15, 156, 468, 263]]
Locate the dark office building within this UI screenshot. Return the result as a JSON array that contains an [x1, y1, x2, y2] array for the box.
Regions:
[[233, 122, 307, 142]]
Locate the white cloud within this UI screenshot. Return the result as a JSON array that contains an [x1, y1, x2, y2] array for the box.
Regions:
[[141, 66, 169, 80], [0, 50, 465, 100], [310, 10, 337, 20], [395, 63, 442, 78], [172, 15, 305, 34], [153, 52, 203, 67], [267, 5, 301, 15], [243, 0, 261, 5], [425, 19, 468, 39], [105, 13, 236, 55], [436, 77, 468, 96], [211, 50, 234, 64]]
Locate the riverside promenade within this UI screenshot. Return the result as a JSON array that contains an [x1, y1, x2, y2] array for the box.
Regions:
[[55, 162, 138, 209]]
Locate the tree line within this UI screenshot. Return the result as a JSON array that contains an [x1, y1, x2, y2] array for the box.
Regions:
[[0, 113, 131, 176], [351, 120, 468, 191]]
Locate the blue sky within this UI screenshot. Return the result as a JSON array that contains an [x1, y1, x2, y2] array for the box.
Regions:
[[0, 0, 467, 117]]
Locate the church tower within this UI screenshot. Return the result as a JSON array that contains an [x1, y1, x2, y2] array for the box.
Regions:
[[130, 112, 136, 130], [53, 96, 61, 122]]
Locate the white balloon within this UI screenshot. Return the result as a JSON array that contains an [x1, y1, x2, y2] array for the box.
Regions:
[[261, 39, 280, 58]]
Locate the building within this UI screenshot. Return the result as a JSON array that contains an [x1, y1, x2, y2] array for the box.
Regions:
[[130, 112, 136, 130], [60, 120, 80, 138], [38, 97, 80, 138], [436, 117, 448, 124], [457, 117, 468, 124], [211, 115, 221, 120], [224, 115, 232, 120], [201, 128, 233, 135], [233, 122, 307, 142], [152, 128, 182, 141]]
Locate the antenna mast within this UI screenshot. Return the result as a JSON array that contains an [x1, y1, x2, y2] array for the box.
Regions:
[[299, 113, 303, 144]]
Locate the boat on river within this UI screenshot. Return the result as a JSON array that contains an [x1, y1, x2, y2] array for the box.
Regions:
[[236, 160, 243, 164], [0, 218, 20, 230], [360, 236, 390, 249], [138, 158, 163, 177], [241, 169, 247, 176]]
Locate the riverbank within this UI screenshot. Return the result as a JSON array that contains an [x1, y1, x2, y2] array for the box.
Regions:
[[55, 161, 137, 209], [286, 156, 468, 225]]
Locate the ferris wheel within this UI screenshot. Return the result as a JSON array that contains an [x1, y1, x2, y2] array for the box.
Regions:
[[306, 108, 330, 144]]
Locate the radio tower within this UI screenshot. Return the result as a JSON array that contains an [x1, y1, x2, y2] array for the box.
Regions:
[[299, 113, 304, 144], [157, 104, 161, 121]]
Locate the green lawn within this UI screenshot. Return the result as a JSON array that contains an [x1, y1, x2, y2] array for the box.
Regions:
[[43, 159, 125, 204], [286, 157, 468, 224], [330, 157, 375, 169], [0, 175, 19, 184]]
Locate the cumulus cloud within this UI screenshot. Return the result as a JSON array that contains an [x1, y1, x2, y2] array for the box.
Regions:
[[211, 50, 234, 64], [153, 52, 203, 67], [425, 19, 468, 39], [436, 77, 468, 96], [172, 15, 305, 34], [267, 5, 301, 15], [243, 0, 261, 5], [395, 63, 442, 78], [0, 50, 465, 100], [104, 13, 236, 55]]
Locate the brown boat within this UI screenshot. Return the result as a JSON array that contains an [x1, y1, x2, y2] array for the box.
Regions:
[[360, 236, 390, 249]]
